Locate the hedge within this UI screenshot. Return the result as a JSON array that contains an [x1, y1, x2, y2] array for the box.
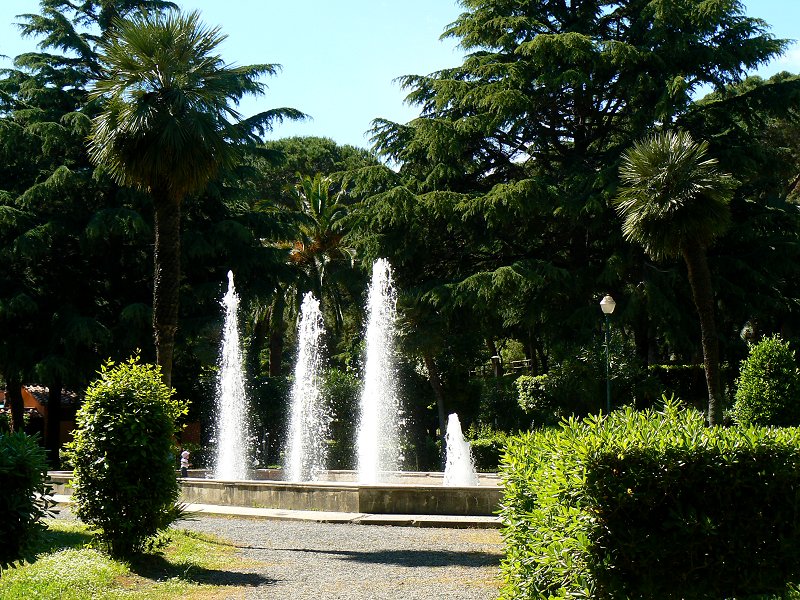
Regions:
[[499, 400, 800, 599]]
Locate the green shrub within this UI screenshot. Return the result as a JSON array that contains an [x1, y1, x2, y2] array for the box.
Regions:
[[517, 344, 660, 422], [0, 432, 53, 569], [500, 400, 800, 600], [68, 357, 188, 556], [516, 374, 560, 426], [466, 426, 509, 472], [734, 335, 800, 426]]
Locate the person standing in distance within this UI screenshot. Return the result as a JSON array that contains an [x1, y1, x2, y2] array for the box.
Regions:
[[180, 448, 190, 478]]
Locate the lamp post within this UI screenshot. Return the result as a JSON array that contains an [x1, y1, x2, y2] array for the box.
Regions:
[[600, 295, 616, 413]]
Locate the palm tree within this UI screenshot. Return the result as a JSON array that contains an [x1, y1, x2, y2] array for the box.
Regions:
[[615, 130, 735, 425], [259, 173, 357, 376], [287, 174, 354, 309], [88, 9, 303, 387]]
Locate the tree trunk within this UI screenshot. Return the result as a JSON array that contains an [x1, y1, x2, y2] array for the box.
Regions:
[[682, 241, 723, 425], [6, 374, 24, 432], [46, 378, 62, 469], [422, 351, 448, 468], [153, 197, 181, 389]]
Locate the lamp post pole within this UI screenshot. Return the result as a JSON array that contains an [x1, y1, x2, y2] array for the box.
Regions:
[[600, 295, 616, 413]]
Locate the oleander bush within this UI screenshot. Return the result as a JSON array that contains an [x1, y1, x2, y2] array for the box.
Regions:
[[499, 399, 800, 600], [68, 356, 188, 556], [733, 334, 800, 426], [0, 431, 53, 569]]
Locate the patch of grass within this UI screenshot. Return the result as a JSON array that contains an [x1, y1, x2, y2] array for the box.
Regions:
[[0, 519, 272, 599]]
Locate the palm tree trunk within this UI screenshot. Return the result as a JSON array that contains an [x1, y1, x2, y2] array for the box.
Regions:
[[682, 241, 723, 425], [153, 197, 181, 389]]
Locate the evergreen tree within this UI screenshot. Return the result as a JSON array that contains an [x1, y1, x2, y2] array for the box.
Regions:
[[356, 0, 787, 408]]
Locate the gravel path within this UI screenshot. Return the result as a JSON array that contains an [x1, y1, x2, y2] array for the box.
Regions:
[[54, 508, 503, 599], [178, 515, 504, 599]]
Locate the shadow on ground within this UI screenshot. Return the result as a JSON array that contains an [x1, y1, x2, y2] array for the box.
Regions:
[[260, 547, 500, 568], [128, 554, 278, 587]]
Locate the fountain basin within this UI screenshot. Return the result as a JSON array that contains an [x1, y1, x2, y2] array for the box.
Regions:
[[180, 478, 501, 516], [47, 470, 503, 517]]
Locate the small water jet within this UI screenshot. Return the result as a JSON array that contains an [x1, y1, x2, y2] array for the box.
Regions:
[[356, 258, 403, 483], [213, 271, 250, 480], [443, 413, 479, 486], [285, 292, 329, 482]]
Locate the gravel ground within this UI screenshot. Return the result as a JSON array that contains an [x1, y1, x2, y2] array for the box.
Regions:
[[55, 509, 504, 599]]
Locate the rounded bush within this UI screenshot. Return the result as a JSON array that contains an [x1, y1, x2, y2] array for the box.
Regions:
[[733, 335, 800, 426], [0, 432, 52, 569], [68, 357, 187, 555]]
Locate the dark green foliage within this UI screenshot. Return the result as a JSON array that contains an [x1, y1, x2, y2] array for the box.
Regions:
[[0, 432, 53, 569], [515, 374, 560, 426], [68, 357, 187, 556], [474, 375, 528, 432], [516, 343, 659, 422], [649, 363, 735, 413], [734, 335, 800, 426], [249, 375, 291, 466], [500, 401, 800, 600], [465, 426, 509, 472], [323, 368, 360, 470]]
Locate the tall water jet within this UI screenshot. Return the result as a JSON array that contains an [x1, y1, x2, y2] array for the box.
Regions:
[[443, 413, 479, 486], [285, 292, 329, 481], [357, 258, 403, 483], [213, 271, 250, 480]]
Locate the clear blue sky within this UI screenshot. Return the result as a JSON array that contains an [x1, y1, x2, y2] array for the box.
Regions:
[[1, 1, 798, 150]]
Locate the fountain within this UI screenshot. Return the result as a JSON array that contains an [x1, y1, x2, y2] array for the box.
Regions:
[[285, 292, 329, 482], [50, 263, 502, 519], [443, 413, 479, 486], [357, 258, 403, 483], [170, 261, 501, 516], [212, 271, 250, 480]]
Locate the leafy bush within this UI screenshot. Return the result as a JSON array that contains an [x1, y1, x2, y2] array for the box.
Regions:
[[515, 374, 561, 426], [500, 400, 800, 600], [517, 343, 660, 423], [465, 425, 509, 472], [734, 335, 800, 426], [0, 432, 53, 569], [68, 357, 188, 556]]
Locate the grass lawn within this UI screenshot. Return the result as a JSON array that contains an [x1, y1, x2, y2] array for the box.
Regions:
[[0, 519, 251, 600]]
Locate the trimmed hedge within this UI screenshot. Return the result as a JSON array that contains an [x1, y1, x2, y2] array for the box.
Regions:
[[0, 432, 52, 569], [499, 400, 800, 600]]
